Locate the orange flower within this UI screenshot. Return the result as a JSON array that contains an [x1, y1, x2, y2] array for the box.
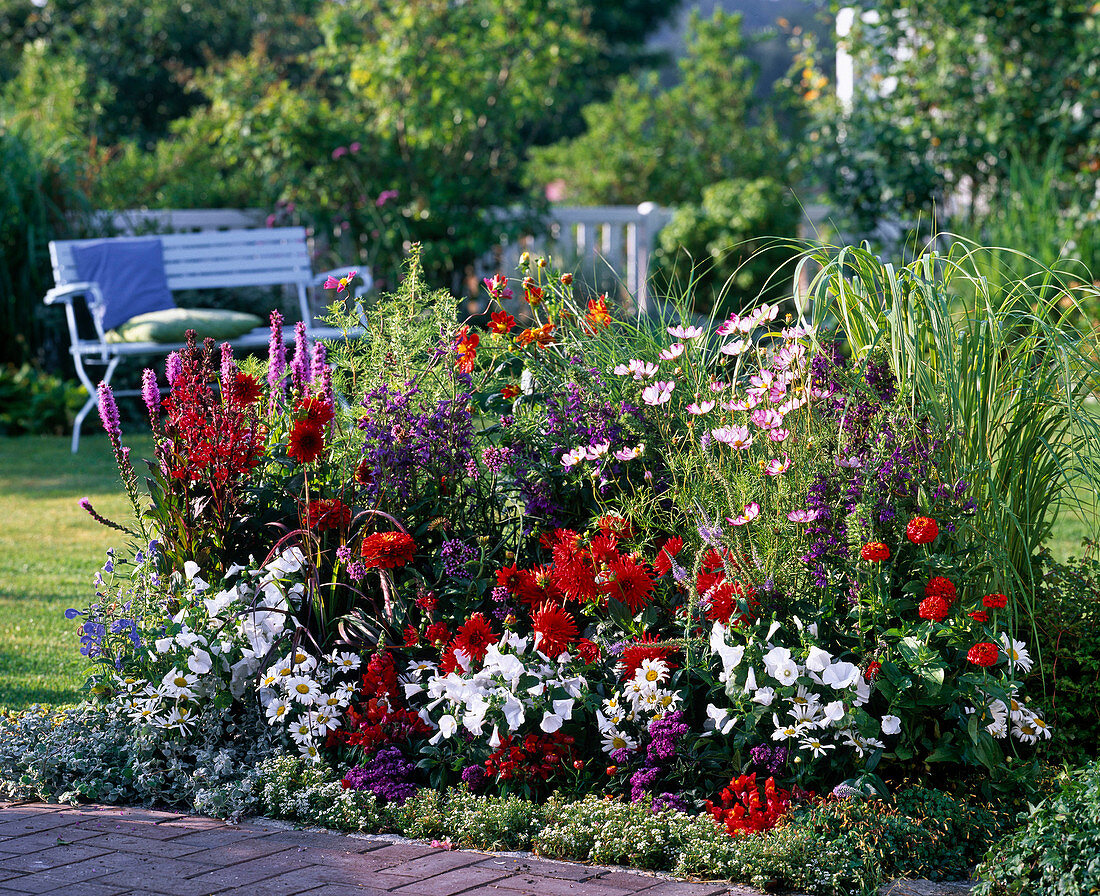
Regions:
[[489, 311, 515, 335], [360, 530, 417, 569], [454, 325, 479, 374], [586, 294, 612, 329], [522, 277, 543, 306]]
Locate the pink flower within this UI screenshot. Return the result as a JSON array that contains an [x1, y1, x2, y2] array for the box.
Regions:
[[709, 380, 729, 392], [642, 381, 675, 406], [720, 339, 749, 356], [659, 343, 685, 361], [323, 270, 358, 291], [349, 141, 362, 153], [728, 503, 761, 526], [836, 456, 863, 469], [667, 324, 705, 339], [751, 408, 785, 430], [788, 509, 821, 523], [764, 456, 791, 476], [687, 401, 715, 415], [767, 428, 790, 443], [331, 146, 348, 159], [711, 425, 752, 449], [613, 359, 657, 380], [376, 189, 399, 206], [614, 444, 645, 461], [715, 314, 741, 336]]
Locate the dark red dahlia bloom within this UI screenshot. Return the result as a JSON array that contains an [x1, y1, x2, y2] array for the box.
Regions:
[[531, 603, 579, 658], [653, 536, 684, 577], [453, 613, 495, 664], [599, 554, 655, 615], [288, 419, 325, 464]]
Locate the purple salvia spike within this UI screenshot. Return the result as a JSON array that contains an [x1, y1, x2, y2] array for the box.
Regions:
[[141, 368, 160, 423], [291, 320, 309, 393], [166, 351, 182, 386]]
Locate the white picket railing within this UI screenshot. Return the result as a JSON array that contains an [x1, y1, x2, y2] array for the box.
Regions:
[[101, 205, 676, 312]]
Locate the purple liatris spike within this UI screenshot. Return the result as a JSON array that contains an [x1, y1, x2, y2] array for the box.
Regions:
[[141, 368, 160, 421], [97, 381, 121, 442], [311, 341, 329, 399], [219, 341, 235, 392], [291, 320, 309, 392], [267, 309, 286, 393], [165, 351, 182, 386]]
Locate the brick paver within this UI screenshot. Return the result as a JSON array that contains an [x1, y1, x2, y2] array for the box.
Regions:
[[0, 801, 973, 896], [0, 802, 761, 896]]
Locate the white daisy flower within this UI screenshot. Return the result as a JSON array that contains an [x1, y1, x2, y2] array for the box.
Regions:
[[286, 676, 322, 705], [265, 697, 291, 725]]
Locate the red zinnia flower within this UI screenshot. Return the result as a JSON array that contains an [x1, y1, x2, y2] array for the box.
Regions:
[[489, 311, 515, 335], [918, 594, 950, 623], [454, 613, 496, 663], [599, 554, 655, 614], [982, 593, 1008, 609], [360, 530, 417, 569], [303, 497, 351, 531], [906, 516, 939, 545], [924, 576, 957, 605], [967, 642, 999, 667], [968, 610, 990, 623], [531, 603, 579, 658], [860, 542, 890, 562], [454, 325, 479, 374], [288, 419, 325, 464], [653, 536, 684, 577]]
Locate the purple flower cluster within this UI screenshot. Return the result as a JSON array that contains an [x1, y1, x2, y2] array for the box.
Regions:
[[460, 764, 487, 791], [749, 743, 788, 776], [357, 380, 474, 509], [342, 746, 418, 805], [481, 445, 515, 474], [440, 539, 477, 577], [628, 711, 690, 811]]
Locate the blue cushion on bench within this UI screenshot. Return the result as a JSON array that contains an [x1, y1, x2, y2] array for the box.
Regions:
[[71, 237, 176, 332]]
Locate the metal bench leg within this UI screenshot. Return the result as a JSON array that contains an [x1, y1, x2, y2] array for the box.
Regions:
[[71, 354, 119, 454]]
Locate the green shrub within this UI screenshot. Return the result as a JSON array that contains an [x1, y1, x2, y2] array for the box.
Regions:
[[653, 176, 800, 316], [975, 759, 1100, 896], [0, 364, 86, 436], [1030, 549, 1100, 763]]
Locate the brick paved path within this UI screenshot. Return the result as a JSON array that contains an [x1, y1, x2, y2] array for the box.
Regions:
[[0, 802, 763, 896]]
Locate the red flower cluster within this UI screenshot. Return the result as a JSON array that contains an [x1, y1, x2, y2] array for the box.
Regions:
[[706, 773, 792, 835], [860, 542, 890, 562], [329, 652, 430, 754], [485, 732, 574, 784], [982, 593, 1008, 609], [361, 531, 417, 569], [968, 610, 990, 623], [906, 516, 939, 545], [302, 498, 351, 532], [967, 642, 1000, 667], [286, 396, 335, 465], [531, 603, 579, 658], [864, 660, 882, 682], [695, 548, 756, 626]]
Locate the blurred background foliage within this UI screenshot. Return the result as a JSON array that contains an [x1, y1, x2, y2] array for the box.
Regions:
[[0, 0, 1097, 374]]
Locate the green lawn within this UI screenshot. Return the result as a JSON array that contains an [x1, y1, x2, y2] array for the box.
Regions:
[[0, 433, 1095, 712], [0, 433, 152, 709]]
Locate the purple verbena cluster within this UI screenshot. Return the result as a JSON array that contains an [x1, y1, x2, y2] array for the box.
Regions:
[[628, 711, 690, 811], [342, 746, 418, 805], [749, 743, 788, 776], [440, 539, 477, 577]]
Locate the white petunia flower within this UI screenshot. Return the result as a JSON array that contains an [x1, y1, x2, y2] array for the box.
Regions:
[[880, 714, 902, 736]]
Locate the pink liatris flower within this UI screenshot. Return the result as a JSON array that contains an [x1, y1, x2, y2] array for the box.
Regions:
[[166, 351, 182, 386], [311, 342, 330, 401], [141, 368, 160, 422], [291, 321, 310, 392], [642, 380, 675, 406], [97, 381, 121, 443], [267, 310, 286, 398]]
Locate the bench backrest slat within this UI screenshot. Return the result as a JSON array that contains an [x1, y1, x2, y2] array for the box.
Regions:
[[51, 227, 313, 292]]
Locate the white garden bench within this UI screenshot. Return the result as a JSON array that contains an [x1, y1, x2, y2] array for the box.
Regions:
[[44, 226, 370, 452]]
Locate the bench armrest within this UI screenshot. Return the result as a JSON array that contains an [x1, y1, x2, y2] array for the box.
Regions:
[[44, 281, 104, 307], [312, 266, 373, 298]]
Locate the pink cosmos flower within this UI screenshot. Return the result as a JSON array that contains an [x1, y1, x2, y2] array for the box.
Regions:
[[584, 441, 610, 460], [788, 509, 821, 523], [711, 425, 752, 449], [561, 448, 586, 467], [764, 456, 791, 476], [709, 380, 729, 392], [715, 314, 741, 336], [323, 270, 358, 291], [837, 456, 863, 469], [720, 339, 749, 356], [642, 381, 675, 406], [331, 146, 348, 159], [614, 443, 645, 461], [687, 400, 715, 415], [667, 324, 705, 339], [659, 343, 685, 361], [768, 428, 791, 443], [751, 408, 785, 430], [728, 502, 761, 526]]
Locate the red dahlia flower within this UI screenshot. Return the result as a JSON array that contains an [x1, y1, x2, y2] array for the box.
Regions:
[[288, 419, 325, 464], [575, 638, 600, 664], [303, 497, 351, 531], [967, 642, 999, 667], [653, 536, 684, 577], [296, 395, 334, 427], [620, 634, 678, 681], [924, 576, 957, 604], [982, 593, 1008, 609], [918, 594, 950, 622], [232, 372, 262, 406], [454, 613, 496, 663], [532, 603, 579, 658], [599, 554, 655, 615], [586, 294, 612, 329], [454, 326, 479, 374], [425, 622, 450, 646], [906, 516, 939, 545], [360, 530, 417, 569], [860, 542, 891, 562], [501, 383, 521, 399]]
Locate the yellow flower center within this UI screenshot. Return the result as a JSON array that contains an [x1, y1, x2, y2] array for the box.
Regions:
[[174, 676, 189, 687], [296, 683, 311, 694]]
